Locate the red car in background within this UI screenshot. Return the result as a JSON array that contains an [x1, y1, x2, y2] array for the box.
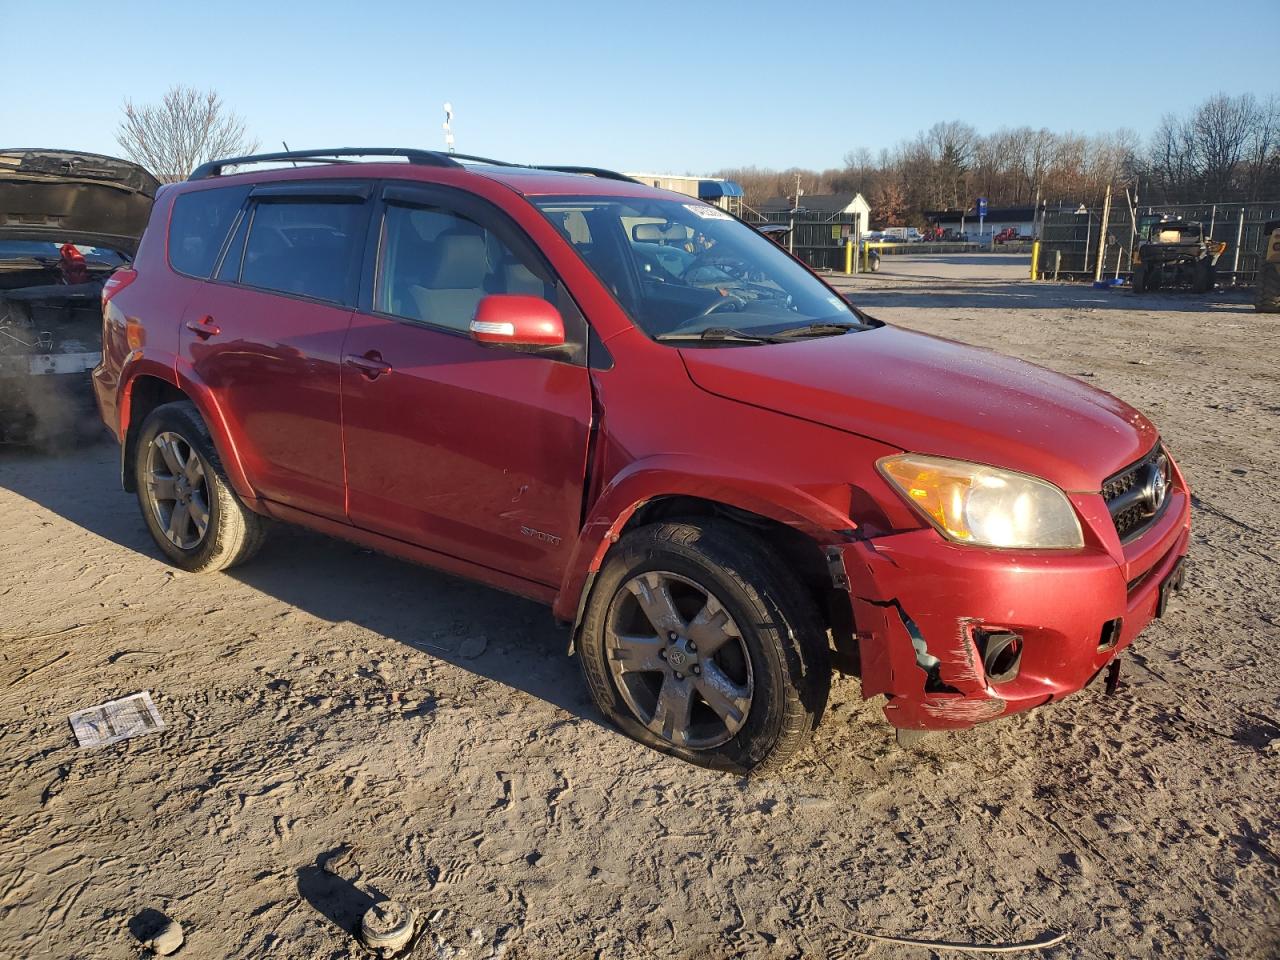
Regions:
[[94, 148, 1190, 773]]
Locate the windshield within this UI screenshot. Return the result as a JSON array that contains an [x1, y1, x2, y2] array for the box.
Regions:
[[532, 196, 864, 342]]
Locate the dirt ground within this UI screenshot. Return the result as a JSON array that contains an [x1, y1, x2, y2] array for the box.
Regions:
[[1, 254, 1276, 959]]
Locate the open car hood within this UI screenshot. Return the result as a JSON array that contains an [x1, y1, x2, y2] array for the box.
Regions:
[[679, 325, 1158, 492], [0, 149, 160, 256]]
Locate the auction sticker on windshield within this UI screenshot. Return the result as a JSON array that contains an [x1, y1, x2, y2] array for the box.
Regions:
[[683, 203, 733, 221]]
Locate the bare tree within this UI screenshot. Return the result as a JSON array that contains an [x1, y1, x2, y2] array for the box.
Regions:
[[116, 86, 257, 182], [1188, 92, 1257, 198], [1244, 94, 1279, 200]]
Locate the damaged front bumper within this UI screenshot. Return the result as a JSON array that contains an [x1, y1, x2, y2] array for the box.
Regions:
[[838, 485, 1192, 731]]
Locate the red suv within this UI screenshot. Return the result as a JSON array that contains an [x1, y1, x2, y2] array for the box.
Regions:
[[94, 148, 1191, 773]]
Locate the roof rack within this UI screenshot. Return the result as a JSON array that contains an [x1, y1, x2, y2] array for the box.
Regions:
[[188, 148, 640, 185], [188, 147, 461, 180], [533, 165, 639, 183]]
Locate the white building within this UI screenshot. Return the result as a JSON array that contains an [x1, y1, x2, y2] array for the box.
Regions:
[[624, 173, 745, 212], [756, 193, 872, 237]]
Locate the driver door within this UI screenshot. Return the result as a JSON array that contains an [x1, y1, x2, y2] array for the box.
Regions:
[[340, 184, 594, 588]]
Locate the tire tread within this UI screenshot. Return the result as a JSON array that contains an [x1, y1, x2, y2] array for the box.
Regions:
[[135, 401, 267, 573]]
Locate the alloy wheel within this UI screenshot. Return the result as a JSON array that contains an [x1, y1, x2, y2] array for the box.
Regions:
[[604, 570, 754, 749], [144, 431, 210, 550]]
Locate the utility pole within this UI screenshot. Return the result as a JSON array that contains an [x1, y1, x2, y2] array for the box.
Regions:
[[788, 172, 802, 256], [442, 102, 455, 153], [1094, 183, 1112, 283]]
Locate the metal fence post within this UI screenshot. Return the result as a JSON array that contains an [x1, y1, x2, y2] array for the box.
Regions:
[[1233, 207, 1245, 279]]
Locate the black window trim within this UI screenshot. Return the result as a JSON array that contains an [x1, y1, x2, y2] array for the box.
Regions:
[[357, 181, 590, 366], [208, 179, 375, 309], [249, 180, 373, 202]]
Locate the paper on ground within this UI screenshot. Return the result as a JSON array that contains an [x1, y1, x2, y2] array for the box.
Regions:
[[69, 691, 165, 749]]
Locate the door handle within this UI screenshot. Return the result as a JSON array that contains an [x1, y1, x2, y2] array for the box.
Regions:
[[185, 316, 221, 339], [345, 351, 392, 380]]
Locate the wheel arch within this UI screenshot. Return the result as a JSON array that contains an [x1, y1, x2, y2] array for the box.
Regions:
[[120, 364, 254, 501], [556, 461, 858, 665]]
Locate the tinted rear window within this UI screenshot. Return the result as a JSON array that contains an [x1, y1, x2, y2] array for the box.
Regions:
[[168, 186, 249, 278], [239, 201, 363, 303]]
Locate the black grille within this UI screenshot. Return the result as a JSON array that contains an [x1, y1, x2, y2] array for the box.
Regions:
[[1102, 445, 1172, 542]]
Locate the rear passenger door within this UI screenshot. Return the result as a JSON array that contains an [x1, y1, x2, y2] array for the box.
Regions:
[[178, 180, 371, 522], [340, 183, 593, 588]]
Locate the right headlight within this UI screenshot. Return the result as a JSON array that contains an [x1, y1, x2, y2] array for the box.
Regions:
[[878, 454, 1084, 549]]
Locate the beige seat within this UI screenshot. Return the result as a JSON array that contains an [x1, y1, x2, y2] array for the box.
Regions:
[[409, 230, 488, 328]]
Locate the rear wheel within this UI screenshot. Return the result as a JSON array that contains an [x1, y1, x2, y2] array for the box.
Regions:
[[1132, 265, 1147, 293], [1192, 258, 1214, 294], [1255, 262, 1280, 313], [134, 401, 267, 573], [577, 520, 830, 775]]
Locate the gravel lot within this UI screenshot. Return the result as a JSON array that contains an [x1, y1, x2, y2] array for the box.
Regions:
[[1, 254, 1276, 959]]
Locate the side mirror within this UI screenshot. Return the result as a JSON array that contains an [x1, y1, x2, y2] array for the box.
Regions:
[[470, 295, 565, 348]]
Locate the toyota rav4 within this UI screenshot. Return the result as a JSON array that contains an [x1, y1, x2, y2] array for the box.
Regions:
[[94, 148, 1191, 773]]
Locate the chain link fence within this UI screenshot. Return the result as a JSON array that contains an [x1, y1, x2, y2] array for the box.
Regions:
[[1038, 200, 1280, 282]]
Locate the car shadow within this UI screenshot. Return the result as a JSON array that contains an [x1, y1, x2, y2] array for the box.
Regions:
[[842, 280, 1258, 313], [0, 441, 598, 722]]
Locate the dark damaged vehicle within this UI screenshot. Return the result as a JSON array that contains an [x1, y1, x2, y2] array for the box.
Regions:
[[94, 148, 1191, 774], [0, 149, 158, 444]]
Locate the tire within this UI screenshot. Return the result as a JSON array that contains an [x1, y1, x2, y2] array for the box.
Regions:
[[869, 252, 881, 273], [1192, 258, 1213, 294], [1131, 265, 1146, 293], [577, 520, 830, 775], [1255, 262, 1280, 313], [133, 400, 267, 573]]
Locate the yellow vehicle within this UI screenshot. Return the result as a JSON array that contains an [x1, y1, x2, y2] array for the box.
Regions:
[[1257, 219, 1280, 313], [1131, 216, 1227, 294]]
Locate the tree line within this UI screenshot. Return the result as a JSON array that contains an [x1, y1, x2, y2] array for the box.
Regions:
[[714, 92, 1279, 227], [113, 86, 1279, 229]]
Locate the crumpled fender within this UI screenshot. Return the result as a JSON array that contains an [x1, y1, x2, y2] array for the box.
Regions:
[[552, 453, 852, 622], [842, 535, 1009, 729]]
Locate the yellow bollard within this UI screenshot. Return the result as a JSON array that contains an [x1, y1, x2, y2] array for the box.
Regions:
[[1030, 240, 1041, 280], [845, 238, 853, 275]]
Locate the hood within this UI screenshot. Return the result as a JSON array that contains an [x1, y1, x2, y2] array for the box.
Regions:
[[0, 149, 160, 256], [679, 325, 1157, 492]]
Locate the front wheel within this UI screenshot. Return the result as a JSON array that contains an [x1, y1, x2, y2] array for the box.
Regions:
[[1257, 261, 1280, 313], [1192, 258, 1214, 294], [577, 521, 830, 775], [134, 400, 267, 573]]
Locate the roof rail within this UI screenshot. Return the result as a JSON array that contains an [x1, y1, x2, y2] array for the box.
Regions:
[[533, 165, 640, 184], [447, 153, 518, 167], [188, 147, 462, 181]]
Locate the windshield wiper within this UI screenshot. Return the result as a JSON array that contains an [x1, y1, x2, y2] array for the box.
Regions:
[[655, 326, 785, 344], [773, 321, 865, 339]]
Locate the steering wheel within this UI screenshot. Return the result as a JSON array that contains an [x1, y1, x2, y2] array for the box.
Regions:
[[685, 252, 754, 281], [691, 293, 747, 320]]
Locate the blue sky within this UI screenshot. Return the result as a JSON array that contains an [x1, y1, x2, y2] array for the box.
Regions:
[[3, 0, 1276, 173]]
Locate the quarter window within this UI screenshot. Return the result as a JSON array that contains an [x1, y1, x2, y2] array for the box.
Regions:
[[168, 186, 249, 278], [240, 200, 363, 303], [375, 203, 551, 332]]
